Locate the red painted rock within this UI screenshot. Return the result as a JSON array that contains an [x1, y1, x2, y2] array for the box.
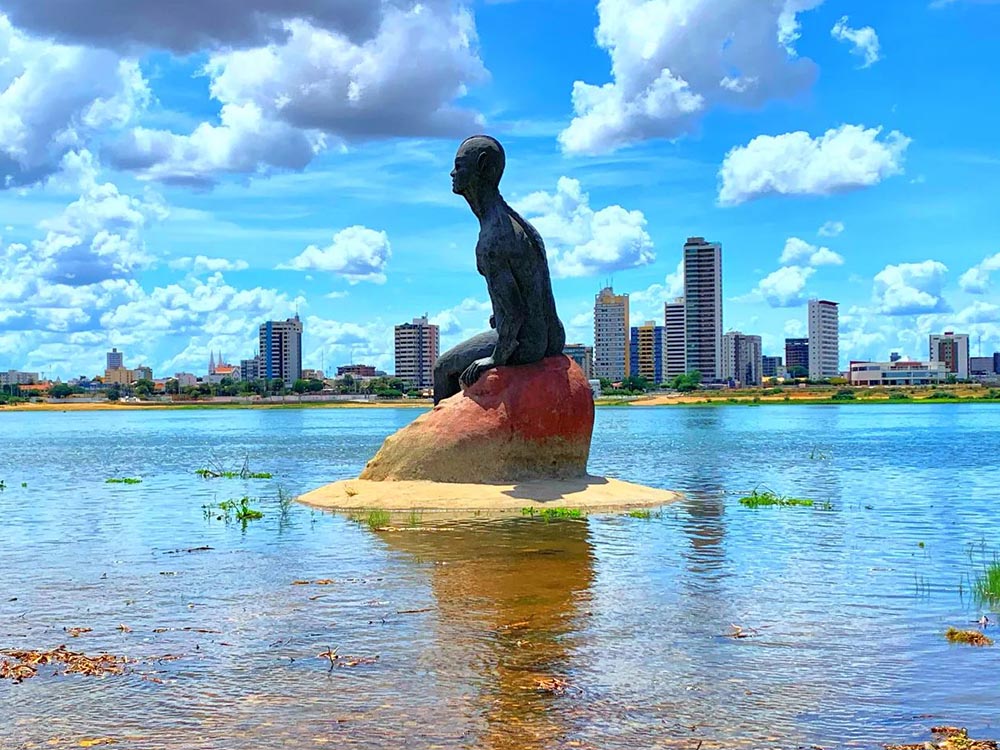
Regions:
[[359, 355, 595, 483]]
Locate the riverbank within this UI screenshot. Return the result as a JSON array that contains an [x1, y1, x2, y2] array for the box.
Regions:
[[0, 399, 432, 411]]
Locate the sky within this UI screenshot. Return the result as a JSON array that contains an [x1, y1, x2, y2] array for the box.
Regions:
[[1, 0, 998, 380]]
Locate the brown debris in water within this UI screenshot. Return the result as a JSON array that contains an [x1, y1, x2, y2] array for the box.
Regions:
[[886, 726, 998, 750], [317, 647, 379, 668], [945, 627, 993, 647], [0, 645, 131, 682], [66, 627, 93, 638]]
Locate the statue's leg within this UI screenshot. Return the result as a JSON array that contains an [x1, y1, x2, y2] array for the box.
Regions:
[[433, 330, 497, 404]]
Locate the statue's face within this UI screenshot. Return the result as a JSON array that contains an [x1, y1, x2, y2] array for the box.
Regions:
[[450, 147, 479, 196]]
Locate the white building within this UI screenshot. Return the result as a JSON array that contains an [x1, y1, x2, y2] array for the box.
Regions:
[[721, 332, 763, 387], [808, 299, 839, 380], [0, 370, 39, 386], [173, 372, 198, 388], [664, 297, 686, 378], [849, 360, 947, 386], [394, 316, 439, 389], [259, 315, 303, 387], [683, 237, 723, 381], [929, 332, 970, 380], [594, 287, 629, 381]]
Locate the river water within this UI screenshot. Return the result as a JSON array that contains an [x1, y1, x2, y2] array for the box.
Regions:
[[2, 404, 999, 749]]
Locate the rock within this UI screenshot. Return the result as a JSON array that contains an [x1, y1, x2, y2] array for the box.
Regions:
[[359, 355, 594, 483]]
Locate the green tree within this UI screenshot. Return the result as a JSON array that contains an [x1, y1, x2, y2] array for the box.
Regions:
[[106, 384, 121, 402], [670, 370, 702, 392], [620, 374, 652, 392], [292, 379, 310, 394], [165, 378, 179, 395], [49, 383, 75, 399], [789, 365, 808, 379]]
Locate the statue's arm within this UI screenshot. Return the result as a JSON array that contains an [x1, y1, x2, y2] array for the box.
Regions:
[[489, 262, 525, 366]]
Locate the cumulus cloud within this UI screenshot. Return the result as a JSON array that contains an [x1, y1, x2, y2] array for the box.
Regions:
[[108, 6, 487, 183], [629, 260, 685, 323], [514, 177, 654, 278], [958, 252, 1000, 294], [779, 237, 844, 267], [831, 16, 881, 68], [558, 0, 823, 155], [872, 260, 949, 315], [818, 220, 845, 237], [0, 16, 150, 187], [429, 297, 491, 347], [280, 226, 391, 284], [719, 124, 910, 205], [756, 265, 815, 307], [169, 255, 250, 274]]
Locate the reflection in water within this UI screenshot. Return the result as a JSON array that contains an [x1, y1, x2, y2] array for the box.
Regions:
[[382, 519, 594, 750]]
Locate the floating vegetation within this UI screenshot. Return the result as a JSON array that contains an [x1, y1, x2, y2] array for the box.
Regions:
[[945, 627, 993, 647], [0, 645, 131, 683], [105, 477, 142, 484], [738, 488, 815, 509], [203, 496, 264, 525], [0, 480, 5, 491], [196, 454, 272, 480], [521, 507, 584, 520], [974, 561, 1000, 605], [317, 647, 379, 669], [886, 725, 998, 750], [626, 509, 652, 519]]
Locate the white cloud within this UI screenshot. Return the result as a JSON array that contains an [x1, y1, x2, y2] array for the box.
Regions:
[[169, 255, 250, 274], [872, 260, 949, 315], [831, 16, 881, 68], [779, 237, 843, 267], [558, 0, 823, 155], [280, 225, 391, 284], [109, 7, 487, 183], [756, 265, 815, 307], [784, 319, 805, 337], [629, 260, 685, 323], [429, 297, 491, 348], [818, 220, 844, 237], [718, 124, 911, 205], [514, 177, 654, 278], [0, 16, 150, 186], [958, 252, 1000, 294]]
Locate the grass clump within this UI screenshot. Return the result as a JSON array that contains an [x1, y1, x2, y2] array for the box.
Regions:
[[204, 496, 264, 525], [626, 509, 652, 519], [521, 507, 584, 520], [945, 627, 993, 647], [105, 477, 142, 485], [365, 510, 391, 530], [974, 561, 1000, 605], [888, 391, 912, 400], [738, 488, 814, 509]]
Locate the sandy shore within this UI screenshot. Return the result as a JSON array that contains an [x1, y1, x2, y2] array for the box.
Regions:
[[298, 475, 681, 517], [0, 400, 431, 412]]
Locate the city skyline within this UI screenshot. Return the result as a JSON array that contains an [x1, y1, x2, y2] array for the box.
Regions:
[[0, 3, 998, 380]]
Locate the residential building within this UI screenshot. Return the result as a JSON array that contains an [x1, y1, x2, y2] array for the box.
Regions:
[[594, 286, 629, 380], [394, 315, 439, 389], [785, 338, 809, 376], [929, 332, 970, 379], [683, 237, 723, 381], [849, 360, 947, 386], [174, 372, 198, 388], [259, 315, 303, 386], [721, 331, 762, 387], [239, 357, 259, 382], [664, 297, 686, 378], [629, 322, 667, 384], [104, 367, 132, 386], [302, 369, 325, 381], [337, 364, 377, 378], [133, 365, 153, 382], [808, 299, 839, 380], [563, 343, 594, 380], [970, 356, 995, 375], [762, 355, 783, 379], [106, 348, 123, 371], [0, 370, 39, 386]]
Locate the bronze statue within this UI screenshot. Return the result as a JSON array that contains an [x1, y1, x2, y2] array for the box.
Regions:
[[433, 135, 566, 404]]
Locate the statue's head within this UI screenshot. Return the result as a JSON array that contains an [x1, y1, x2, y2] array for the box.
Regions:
[[451, 135, 505, 197]]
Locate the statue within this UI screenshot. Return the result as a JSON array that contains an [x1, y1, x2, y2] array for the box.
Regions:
[[433, 135, 566, 404]]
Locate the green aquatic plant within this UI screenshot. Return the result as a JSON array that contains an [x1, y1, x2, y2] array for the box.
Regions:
[[20, 482, 26, 488], [105, 478, 142, 485], [626, 509, 652, 519], [0, 479, 5, 491], [738, 488, 814, 509], [204, 496, 264, 524], [366, 510, 391, 530], [521, 507, 584, 520], [974, 561, 1000, 604]]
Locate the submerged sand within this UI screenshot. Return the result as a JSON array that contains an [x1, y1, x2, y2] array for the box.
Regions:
[[297, 475, 681, 516]]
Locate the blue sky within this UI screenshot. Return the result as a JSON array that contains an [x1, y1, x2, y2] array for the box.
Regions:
[[1, 0, 998, 379]]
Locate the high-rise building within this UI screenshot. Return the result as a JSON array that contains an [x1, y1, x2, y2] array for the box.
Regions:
[[785, 338, 809, 376], [929, 332, 970, 379], [808, 299, 839, 380], [594, 287, 629, 381], [394, 315, 439, 389], [664, 297, 686, 378], [683, 237, 723, 381], [259, 315, 303, 386], [563, 343, 594, 380], [722, 331, 762, 387], [762, 355, 783, 379], [106, 348, 123, 371], [240, 356, 260, 382], [629, 322, 667, 384]]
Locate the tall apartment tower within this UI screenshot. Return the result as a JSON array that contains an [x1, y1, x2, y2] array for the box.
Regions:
[[929, 332, 970, 379], [629, 321, 667, 384], [259, 315, 303, 386], [594, 286, 629, 381], [106, 348, 123, 370], [683, 237, 723, 381], [394, 315, 440, 389], [807, 299, 839, 380], [722, 331, 763, 387], [664, 297, 686, 378], [563, 343, 594, 380], [785, 338, 809, 376]]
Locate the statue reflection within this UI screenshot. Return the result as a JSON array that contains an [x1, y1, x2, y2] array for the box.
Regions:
[[380, 518, 594, 750]]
